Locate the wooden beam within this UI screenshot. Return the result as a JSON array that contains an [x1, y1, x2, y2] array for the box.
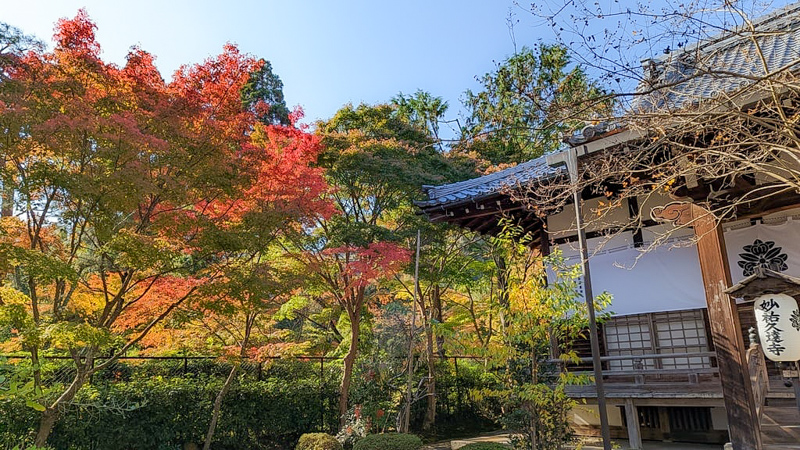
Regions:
[[627, 196, 644, 248], [550, 219, 660, 246], [520, 213, 542, 236], [734, 190, 800, 218], [459, 204, 525, 220], [625, 399, 643, 450], [538, 222, 550, 256], [651, 201, 762, 450], [462, 215, 490, 230], [427, 204, 525, 223]]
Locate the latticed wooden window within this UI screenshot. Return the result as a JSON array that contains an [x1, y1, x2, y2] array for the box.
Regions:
[[603, 308, 711, 370], [604, 313, 654, 370], [652, 309, 711, 369]]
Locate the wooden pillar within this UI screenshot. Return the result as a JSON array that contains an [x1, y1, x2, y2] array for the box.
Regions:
[[625, 399, 643, 450], [652, 202, 762, 450], [658, 407, 671, 441]]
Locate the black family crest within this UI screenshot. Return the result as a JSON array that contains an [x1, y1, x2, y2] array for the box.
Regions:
[[738, 239, 789, 276]]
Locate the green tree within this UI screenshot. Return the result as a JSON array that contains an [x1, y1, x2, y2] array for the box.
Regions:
[[284, 103, 459, 424], [0, 22, 42, 78], [199, 252, 306, 450], [470, 223, 610, 450], [392, 90, 449, 148], [462, 44, 610, 165], [392, 223, 486, 431], [241, 59, 291, 125], [0, 22, 42, 218]]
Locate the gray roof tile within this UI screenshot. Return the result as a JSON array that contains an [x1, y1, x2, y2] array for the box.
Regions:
[[636, 2, 800, 110], [421, 3, 800, 209], [416, 155, 561, 208]]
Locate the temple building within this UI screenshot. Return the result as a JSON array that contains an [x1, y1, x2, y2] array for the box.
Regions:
[[417, 4, 800, 448]]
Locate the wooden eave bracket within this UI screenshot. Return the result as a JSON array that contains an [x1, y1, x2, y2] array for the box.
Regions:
[[650, 200, 713, 227]]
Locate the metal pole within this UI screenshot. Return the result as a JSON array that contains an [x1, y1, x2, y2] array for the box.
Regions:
[[566, 147, 612, 450]]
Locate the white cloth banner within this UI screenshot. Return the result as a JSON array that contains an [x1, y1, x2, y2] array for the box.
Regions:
[[723, 219, 800, 285], [548, 218, 800, 316], [550, 233, 707, 316]]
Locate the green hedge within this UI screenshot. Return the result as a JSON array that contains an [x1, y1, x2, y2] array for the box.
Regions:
[[0, 358, 505, 449], [296, 433, 343, 450], [0, 396, 41, 446], [1, 375, 340, 450], [352, 433, 422, 450]]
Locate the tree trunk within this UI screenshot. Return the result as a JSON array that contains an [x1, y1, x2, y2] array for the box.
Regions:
[[34, 366, 89, 446], [28, 346, 42, 392], [203, 363, 239, 450], [422, 323, 437, 430], [1, 161, 13, 218], [203, 314, 253, 450], [338, 313, 360, 425], [432, 285, 445, 358], [495, 255, 509, 308], [528, 402, 538, 450], [529, 354, 538, 449], [1, 188, 12, 217]]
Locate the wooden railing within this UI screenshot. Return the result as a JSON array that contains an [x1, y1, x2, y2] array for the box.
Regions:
[[746, 343, 769, 422], [549, 351, 719, 384]]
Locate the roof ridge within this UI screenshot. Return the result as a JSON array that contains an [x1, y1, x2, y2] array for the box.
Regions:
[[648, 1, 800, 65], [421, 3, 800, 210]]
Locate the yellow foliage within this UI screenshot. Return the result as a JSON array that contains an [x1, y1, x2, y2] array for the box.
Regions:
[[0, 285, 31, 306]]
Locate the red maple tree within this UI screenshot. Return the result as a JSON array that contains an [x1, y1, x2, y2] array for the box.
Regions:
[[0, 10, 330, 444]]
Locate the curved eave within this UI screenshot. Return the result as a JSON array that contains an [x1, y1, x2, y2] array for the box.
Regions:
[[418, 189, 547, 246]]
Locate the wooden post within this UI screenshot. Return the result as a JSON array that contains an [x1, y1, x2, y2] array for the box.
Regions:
[[794, 362, 800, 414], [652, 202, 762, 449], [625, 399, 643, 450], [658, 407, 671, 441]]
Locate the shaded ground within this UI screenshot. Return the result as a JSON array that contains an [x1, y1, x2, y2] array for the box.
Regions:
[[577, 438, 722, 449], [423, 432, 726, 450]]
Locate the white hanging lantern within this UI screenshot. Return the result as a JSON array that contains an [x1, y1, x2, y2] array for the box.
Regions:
[[753, 293, 800, 362]]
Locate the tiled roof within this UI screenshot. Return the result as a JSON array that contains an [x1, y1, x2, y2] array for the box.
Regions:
[[416, 155, 560, 208], [421, 3, 800, 209], [636, 2, 800, 110]]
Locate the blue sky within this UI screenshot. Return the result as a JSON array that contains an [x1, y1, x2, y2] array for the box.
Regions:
[[3, 0, 551, 135], [5, 0, 793, 137]]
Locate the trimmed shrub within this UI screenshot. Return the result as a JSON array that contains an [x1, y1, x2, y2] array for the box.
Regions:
[[296, 433, 343, 450], [458, 443, 511, 450], [352, 433, 422, 450], [0, 374, 341, 450]]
